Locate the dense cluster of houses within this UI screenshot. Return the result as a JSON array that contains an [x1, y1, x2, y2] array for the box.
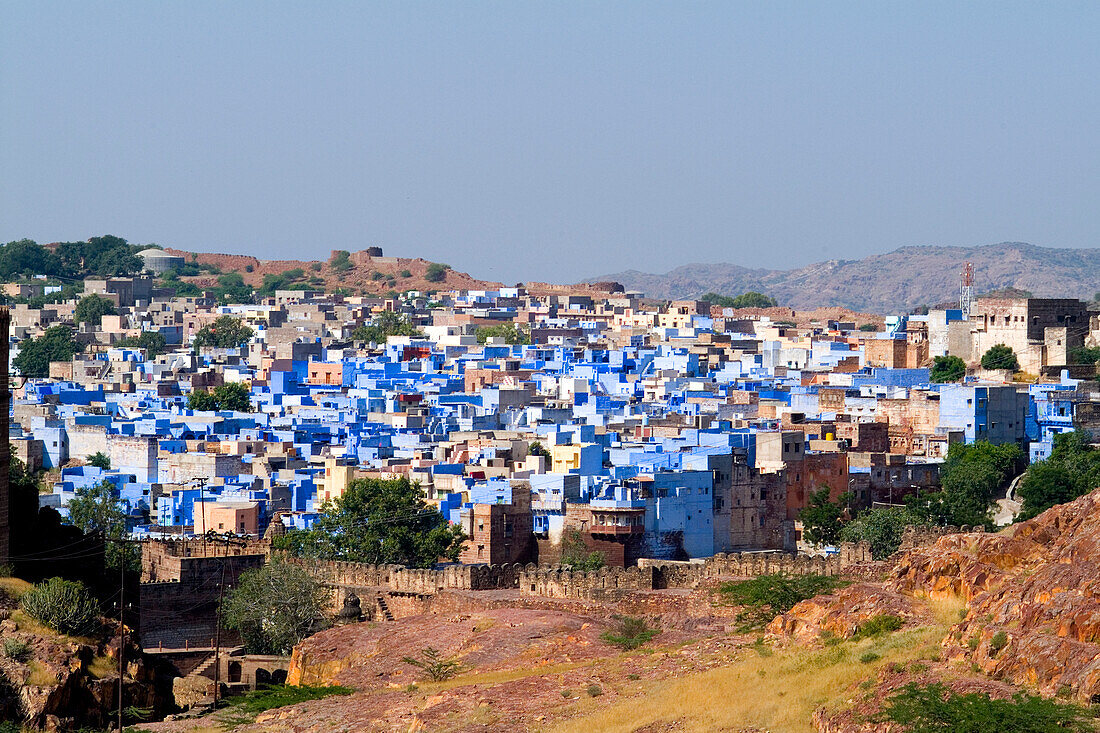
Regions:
[[8, 259, 1100, 567]]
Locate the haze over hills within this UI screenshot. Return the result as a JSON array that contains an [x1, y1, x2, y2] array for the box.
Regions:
[[586, 243, 1100, 313]]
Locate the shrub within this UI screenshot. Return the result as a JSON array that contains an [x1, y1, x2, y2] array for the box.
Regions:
[[20, 577, 100, 636], [718, 574, 848, 632], [3, 638, 31, 662], [402, 646, 462, 681], [229, 684, 352, 717], [930, 355, 966, 383], [967, 635, 980, 651], [562, 689, 573, 698], [981, 344, 1019, 371], [626, 673, 640, 680], [600, 615, 660, 651], [990, 630, 1009, 653], [872, 682, 1092, 732], [851, 614, 904, 640], [0, 563, 12, 578], [371, 270, 385, 281], [399, 269, 412, 278], [860, 651, 881, 664], [310, 262, 322, 272], [586, 684, 603, 697], [424, 263, 448, 283]]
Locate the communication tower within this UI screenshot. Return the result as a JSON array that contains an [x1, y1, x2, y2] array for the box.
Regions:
[[960, 262, 974, 319]]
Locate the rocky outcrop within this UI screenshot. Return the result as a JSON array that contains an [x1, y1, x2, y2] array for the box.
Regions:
[[0, 613, 169, 731], [765, 583, 918, 642]]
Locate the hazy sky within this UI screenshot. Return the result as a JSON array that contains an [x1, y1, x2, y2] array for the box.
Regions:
[[3, 2, 1098, 284]]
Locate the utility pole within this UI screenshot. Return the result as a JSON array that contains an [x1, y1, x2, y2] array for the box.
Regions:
[[210, 532, 246, 709], [107, 535, 142, 732], [194, 477, 209, 553]]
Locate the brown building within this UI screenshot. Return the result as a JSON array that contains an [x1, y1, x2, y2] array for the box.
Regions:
[[459, 481, 534, 565]]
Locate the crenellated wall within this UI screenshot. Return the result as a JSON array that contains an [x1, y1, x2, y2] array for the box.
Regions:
[[284, 542, 873, 603]]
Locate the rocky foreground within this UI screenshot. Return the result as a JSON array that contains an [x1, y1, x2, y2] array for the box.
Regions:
[[143, 489, 1100, 732]]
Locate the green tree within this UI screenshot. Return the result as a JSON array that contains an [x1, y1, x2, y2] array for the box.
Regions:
[[1017, 431, 1100, 519], [187, 390, 218, 411], [352, 311, 421, 342], [929, 355, 966, 383], [221, 560, 326, 655], [212, 382, 252, 412], [858, 323, 878, 332], [115, 331, 168, 359], [213, 273, 253, 304], [13, 325, 84, 377], [1069, 346, 1100, 365], [86, 452, 111, 470], [74, 294, 117, 327], [57, 235, 144, 277], [329, 250, 353, 272], [274, 477, 466, 567], [907, 441, 1022, 527], [560, 529, 605, 571], [839, 505, 921, 560], [68, 480, 138, 572], [193, 316, 254, 350], [981, 343, 1019, 371], [700, 291, 778, 309], [799, 488, 852, 546], [0, 239, 65, 278], [424, 263, 448, 283], [476, 323, 530, 345]]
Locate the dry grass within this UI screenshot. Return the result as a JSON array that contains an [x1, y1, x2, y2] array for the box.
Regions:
[[9, 609, 98, 645], [0, 576, 33, 600], [549, 621, 949, 733], [87, 654, 117, 679], [26, 660, 57, 687]]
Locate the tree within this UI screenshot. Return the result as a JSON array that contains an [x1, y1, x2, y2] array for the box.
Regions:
[[13, 325, 83, 377], [402, 647, 462, 681], [858, 323, 878, 332], [221, 560, 326, 655], [1069, 346, 1100, 365], [799, 488, 852, 546], [74, 294, 117, 327], [68, 480, 138, 572], [560, 529, 605, 571], [1017, 431, 1100, 519], [424, 263, 448, 283], [0, 239, 65, 278], [115, 331, 168, 359], [212, 383, 252, 412], [20, 577, 100, 636], [329, 250, 353, 272], [193, 316, 254, 350], [981, 344, 1019, 371], [188, 390, 218, 411], [907, 441, 1022, 527], [352, 311, 421, 343], [213, 273, 253, 304], [475, 323, 530, 345], [600, 615, 660, 650], [839, 505, 921, 560], [701, 291, 778, 309], [274, 477, 466, 567], [930, 355, 966, 383], [86, 452, 111, 470]]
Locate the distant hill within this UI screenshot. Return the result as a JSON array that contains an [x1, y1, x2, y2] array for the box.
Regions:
[[586, 243, 1100, 313]]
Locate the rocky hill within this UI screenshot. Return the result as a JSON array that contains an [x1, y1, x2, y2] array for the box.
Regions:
[[587, 242, 1100, 313]]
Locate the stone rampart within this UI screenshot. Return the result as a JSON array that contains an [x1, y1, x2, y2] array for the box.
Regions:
[[285, 542, 872, 603]]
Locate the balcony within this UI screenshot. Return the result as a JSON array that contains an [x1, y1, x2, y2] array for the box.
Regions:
[[590, 523, 644, 536]]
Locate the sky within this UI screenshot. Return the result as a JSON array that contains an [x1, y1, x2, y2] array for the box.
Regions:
[[3, 2, 1099, 284]]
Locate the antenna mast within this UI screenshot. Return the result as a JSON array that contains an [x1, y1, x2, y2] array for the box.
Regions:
[[960, 262, 974, 319]]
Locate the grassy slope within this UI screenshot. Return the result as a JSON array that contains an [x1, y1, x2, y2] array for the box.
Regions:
[[549, 596, 966, 733]]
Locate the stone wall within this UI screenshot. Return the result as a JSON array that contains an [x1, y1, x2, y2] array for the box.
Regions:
[[898, 525, 982, 552], [286, 542, 873, 604], [0, 307, 8, 564]]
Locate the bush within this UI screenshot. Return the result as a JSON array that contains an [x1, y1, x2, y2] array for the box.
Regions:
[[981, 344, 1019, 371], [20, 577, 100, 636], [402, 646, 462, 681], [586, 684, 603, 697], [967, 635, 980, 651], [851, 614, 904, 640], [229, 684, 352, 717], [859, 651, 881, 664], [719, 574, 848, 632], [990, 630, 1009, 652], [930, 355, 966, 383], [3, 638, 31, 662], [310, 262, 322, 272], [600, 615, 660, 651], [872, 682, 1092, 732], [399, 269, 412, 278], [424, 263, 448, 283]]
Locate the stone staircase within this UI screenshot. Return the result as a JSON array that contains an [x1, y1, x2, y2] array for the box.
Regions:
[[376, 594, 394, 622]]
